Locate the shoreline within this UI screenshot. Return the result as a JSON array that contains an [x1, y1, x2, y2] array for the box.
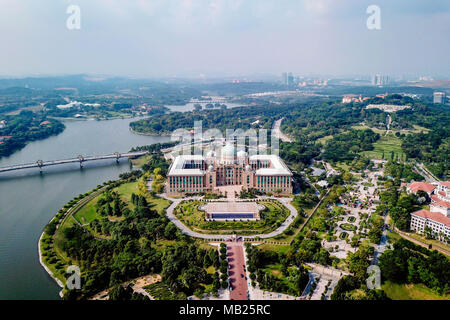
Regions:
[[38, 231, 64, 298], [129, 127, 172, 137]]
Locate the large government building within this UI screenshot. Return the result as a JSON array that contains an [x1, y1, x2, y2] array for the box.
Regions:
[[166, 143, 293, 196]]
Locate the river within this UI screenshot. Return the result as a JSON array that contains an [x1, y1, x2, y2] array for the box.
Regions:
[[0, 118, 169, 299]]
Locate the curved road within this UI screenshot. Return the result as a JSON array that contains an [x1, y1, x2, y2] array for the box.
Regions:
[[159, 194, 298, 240], [273, 118, 293, 143]]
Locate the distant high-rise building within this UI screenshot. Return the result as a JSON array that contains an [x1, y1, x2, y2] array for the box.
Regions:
[[287, 72, 294, 86], [433, 92, 446, 104], [282, 72, 288, 85], [372, 74, 389, 86]]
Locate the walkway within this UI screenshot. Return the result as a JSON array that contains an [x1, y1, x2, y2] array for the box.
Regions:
[[371, 214, 389, 265], [227, 241, 248, 300]]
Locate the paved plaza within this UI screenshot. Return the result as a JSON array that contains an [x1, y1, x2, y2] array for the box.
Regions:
[[227, 240, 248, 300], [201, 201, 264, 220]]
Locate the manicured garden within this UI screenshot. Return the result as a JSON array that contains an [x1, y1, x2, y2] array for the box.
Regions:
[[144, 282, 186, 300], [173, 199, 290, 235], [340, 223, 357, 231]]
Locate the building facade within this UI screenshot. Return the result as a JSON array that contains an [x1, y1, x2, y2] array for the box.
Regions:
[[410, 181, 450, 241], [166, 143, 293, 196], [433, 91, 446, 104]]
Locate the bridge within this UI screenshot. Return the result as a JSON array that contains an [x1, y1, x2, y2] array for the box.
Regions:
[[0, 151, 148, 173]]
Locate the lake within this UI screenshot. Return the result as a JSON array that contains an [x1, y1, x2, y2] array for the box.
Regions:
[[0, 118, 169, 299]]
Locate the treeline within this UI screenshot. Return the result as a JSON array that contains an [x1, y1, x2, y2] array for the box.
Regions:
[[321, 129, 380, 162], [378, 179, 419, 231], [245, 244, 309, 296], [379, 239, 450, 296], [331, 245, 388, 300], [383, 161, 424, 182], [0, 110, 65, 157], [129, 102, 291, 135], [60, 189, 189, 299], [400, 130, 449, 178]]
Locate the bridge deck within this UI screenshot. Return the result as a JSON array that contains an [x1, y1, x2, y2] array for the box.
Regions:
[[0, 151, 148, 173]]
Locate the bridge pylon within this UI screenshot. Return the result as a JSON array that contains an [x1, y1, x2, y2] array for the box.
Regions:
[[78, 155, 84, 168], [37, 160, 44, 173], [114, 152, 121, 163]]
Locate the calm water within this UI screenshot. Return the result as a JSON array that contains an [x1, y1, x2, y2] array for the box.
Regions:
[[0, 118, 169, 299]]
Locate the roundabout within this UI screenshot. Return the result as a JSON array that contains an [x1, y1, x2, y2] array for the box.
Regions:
[[160, 193, 299, 240]]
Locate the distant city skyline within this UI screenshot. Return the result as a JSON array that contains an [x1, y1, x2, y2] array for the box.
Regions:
[[0, 0, 449, 78]]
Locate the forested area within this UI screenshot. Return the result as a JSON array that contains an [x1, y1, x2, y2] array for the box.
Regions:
[[129, 102, 291, 134], [0, 110, 65, 157], [60, 188, 219, 299], [245, 244, 309, 296], [383, 160, 424, 182], [321, 129, 380, 162], [331, 245, 388, 300], [377, 179, 420, 231], [379, 239, 450, 296]]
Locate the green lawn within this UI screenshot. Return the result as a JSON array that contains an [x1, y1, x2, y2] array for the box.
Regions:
[[73, 197, 99, 224], [55, 181, 171, 262], [317, 135, 334, 145], [259, 244, 291, 254], [352, 125, 386, 135], [73, 182, 170, 226], [130, 155, 152, 168], [362, 133, 405, 160], [382, 281, 449, 300], [340, 223, 357, 231]]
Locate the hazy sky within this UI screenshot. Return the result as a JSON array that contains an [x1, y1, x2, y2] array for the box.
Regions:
[[0, 0, 449, 78]]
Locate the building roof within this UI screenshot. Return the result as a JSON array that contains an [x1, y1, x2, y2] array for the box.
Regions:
[[250, 154, 292, 176], [440, 181, 450, 188], [411, 209, 450, 228], [431, 195, 450, 208], [407, 181, 436, 193], [167, 154, 205, 176]]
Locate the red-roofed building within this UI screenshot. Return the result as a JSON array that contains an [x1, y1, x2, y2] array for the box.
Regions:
[[40, 120, 51, 126], [410, 209, 450, 239], [410, 181, 450, 241], [406, 181, 436, 196]]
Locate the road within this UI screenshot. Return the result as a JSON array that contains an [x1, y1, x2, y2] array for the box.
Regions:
[[272, 118, 293, 143], [159, 194, 298, 240], [414, 163, 438, 183]]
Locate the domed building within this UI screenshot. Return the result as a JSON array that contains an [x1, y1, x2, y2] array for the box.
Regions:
[[220, 143, 236, 164], [166, 141, 293, 196]]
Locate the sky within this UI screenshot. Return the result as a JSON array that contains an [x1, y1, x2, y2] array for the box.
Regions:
[[0, 0, 449, 78]]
